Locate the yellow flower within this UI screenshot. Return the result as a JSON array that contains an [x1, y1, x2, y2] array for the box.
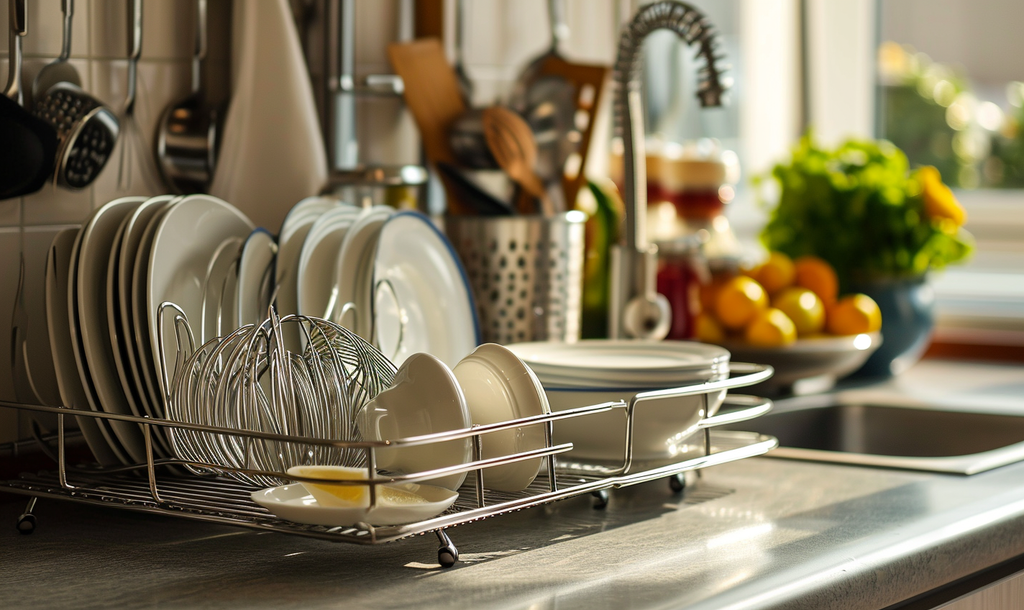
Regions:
[[918, 166, 966, 227]]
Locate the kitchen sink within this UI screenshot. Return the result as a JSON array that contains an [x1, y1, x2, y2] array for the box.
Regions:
[[722, 395, 1024, 474]]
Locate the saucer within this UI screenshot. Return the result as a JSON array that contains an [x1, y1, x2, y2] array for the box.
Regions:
[[252, 483, 458, 526]]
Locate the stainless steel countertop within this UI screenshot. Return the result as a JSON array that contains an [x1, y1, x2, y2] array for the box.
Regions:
[[2, 358, 1023, 610]]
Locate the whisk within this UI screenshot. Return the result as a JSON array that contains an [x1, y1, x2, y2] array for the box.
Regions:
[[117, 0, 163, 192], [159, 304, 397, 487]]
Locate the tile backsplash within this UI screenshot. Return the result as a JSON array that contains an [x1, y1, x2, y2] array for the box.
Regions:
[[1, 0, 621, 443]]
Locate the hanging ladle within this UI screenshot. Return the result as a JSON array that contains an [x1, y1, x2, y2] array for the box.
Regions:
[[157, 0, 220, 193]]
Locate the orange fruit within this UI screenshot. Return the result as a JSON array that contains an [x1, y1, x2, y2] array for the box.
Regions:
[[752, 252, 796, 294], [744, 308, 797, 347], [794, 256, 839, 306], [694, 312, 726, 344], [826, 294, 882, 335], [772, 287, 826, 336], [715, 276, 769, 330]]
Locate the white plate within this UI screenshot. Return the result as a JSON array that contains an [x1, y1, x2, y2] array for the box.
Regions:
[[116, 196, 176, 423], [296, 204, 361, 320], [453, 343, 549, 492], [372, 211, 478, 368], [77, 197, 150, 463], [200, 236, 244, 343], [333, 206, 393, 340], [275, 197, 337, 310], [46, 228, 122, 466], [105, 210, 174, 458], [147, 195, 254, 399], [131, 199, 181, 417], [534, 365, 728, 390], [506, 340, 731, 386], [237, 228, 277, 327], [251, 483, 458, 527]]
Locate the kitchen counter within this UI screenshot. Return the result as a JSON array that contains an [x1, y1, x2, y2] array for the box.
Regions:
[[2, 358, 1024, 610]]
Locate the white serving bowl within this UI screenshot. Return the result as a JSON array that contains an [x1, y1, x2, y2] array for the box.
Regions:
[[544, 372, 729, 462], [453, 343, 550, 492]]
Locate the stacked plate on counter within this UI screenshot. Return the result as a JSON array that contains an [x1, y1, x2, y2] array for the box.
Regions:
[[42, 193, 480, 467], [506, 340, 733, 462]]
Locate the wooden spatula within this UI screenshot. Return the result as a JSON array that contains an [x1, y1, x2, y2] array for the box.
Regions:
[[482, 106, 554, 217], [387, 38, 471, 214]]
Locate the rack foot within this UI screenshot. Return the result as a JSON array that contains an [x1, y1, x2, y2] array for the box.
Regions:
[[435, 529, 459, 568], [16, 497, 38, 535], [668, 473, 686, 493], [591, 489, 609, 510]]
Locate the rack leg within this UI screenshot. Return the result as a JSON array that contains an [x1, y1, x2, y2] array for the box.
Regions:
[[668, 473, 686, 493], [435, 529, 459, 568], [591, 489, 609, 510], [16, 497, 37, 535]]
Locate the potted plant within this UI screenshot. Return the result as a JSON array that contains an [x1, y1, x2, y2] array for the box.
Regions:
[[757, 134, 974, 376]]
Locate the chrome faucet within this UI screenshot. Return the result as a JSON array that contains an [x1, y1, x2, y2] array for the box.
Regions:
[[608, 1, 728, 339]]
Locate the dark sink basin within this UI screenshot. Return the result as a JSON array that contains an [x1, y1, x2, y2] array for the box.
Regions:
[[723, 397, 1024, 474]]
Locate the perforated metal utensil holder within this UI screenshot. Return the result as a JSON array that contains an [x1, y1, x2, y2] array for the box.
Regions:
[[446, 212, 585, 344]]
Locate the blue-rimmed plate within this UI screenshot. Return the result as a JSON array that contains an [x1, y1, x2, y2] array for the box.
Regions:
[[372, 211, 479, 368]]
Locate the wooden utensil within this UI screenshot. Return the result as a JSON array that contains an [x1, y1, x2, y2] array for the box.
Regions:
[[387, 38, 471, 215], [481, 106, 553, 217]]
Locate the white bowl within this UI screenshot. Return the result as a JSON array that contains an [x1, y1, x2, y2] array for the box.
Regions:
[[544, 373, 728, 462], [453, 344, 550, 492], [252, 482, 458, 526], [357, 353, 472, 490]]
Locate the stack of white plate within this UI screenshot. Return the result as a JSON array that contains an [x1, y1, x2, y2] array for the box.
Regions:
[[506, 340, 732, 462], [46, 195, 255, 466], [280, 200, 480, 370]]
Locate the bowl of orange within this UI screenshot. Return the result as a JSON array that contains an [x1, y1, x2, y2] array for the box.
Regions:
[[697, 253, 883, 394]]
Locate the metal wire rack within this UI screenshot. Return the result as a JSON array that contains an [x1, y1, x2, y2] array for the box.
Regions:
[[0, 365, 777, 567]]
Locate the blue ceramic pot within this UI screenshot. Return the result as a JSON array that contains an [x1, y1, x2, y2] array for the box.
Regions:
[[850, 275, 935, 378]]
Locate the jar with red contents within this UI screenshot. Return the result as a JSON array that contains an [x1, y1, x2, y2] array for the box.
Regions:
[[655, 235, 710, 340]]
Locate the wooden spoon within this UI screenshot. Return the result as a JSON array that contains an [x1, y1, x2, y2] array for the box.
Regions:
[[482, 106, 554, 217]]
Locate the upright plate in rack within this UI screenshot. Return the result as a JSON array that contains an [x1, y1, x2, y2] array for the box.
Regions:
[[236, 228, 277, 327], [77, 197, 149, 463], [45, 228, 122, 466], [116, 196, 176, 423], [275, 197, 337, 315], [297, 204, 361, 320], [199, 236, 244, 343], [333, 205, 393, 340], [372, 211, 478, 368], [131, 198, 182, 417], [147, 195, 254, 399]]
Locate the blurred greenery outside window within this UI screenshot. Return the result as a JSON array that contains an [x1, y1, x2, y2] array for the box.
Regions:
[[877, 42, 1024, 190], [876, 0, 1024, 341]]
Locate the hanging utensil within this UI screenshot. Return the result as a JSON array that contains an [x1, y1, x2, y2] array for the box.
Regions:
[[116, 0, 162, 192], [511, 0, 608, 210], [482, 106, 553, 216], [157, 0, 221, 193], [452, 0, 472, 104], [31, 0, 81, 104], [2, 0, 58, 200], [29, 0, 118, 191]]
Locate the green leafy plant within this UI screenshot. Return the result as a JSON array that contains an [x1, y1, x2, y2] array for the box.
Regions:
[[756, 134, 973, 291]]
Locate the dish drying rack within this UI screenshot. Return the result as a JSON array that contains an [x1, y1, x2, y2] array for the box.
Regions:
[[0, 365, 776, 567]]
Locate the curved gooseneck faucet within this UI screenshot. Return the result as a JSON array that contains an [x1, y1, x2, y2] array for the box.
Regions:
[[608, 1, 728, 339]]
